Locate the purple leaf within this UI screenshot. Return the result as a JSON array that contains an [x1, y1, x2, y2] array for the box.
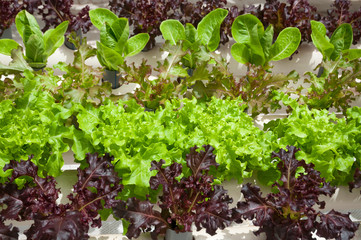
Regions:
[[24, 211, 89, 240], [68, 153, 122, 228], [234, 146, 358, 240], [233, 183, 275, 226], [113, 198, 168, 240], [149, 159, 182, 191], [349, 168, 361, 193], [37, 0, 91, 34], [118, 145, 233, 239], [316, 210, 359, 240], [195, 185, 233, 235], [0, 0, 22, 36], [0, 184, 25, 220], [1, 153, 123, 239], [186, 145, 219, 178], [1, 158, 60, 220]]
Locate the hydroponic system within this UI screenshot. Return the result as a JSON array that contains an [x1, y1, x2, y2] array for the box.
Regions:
[[1, 0, 361, 240]]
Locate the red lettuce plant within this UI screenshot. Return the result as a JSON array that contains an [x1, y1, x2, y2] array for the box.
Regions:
[[233, 146, 359, 240], [0, 0, 21, 37], [179, 0, 233, 45], [113, 145, 233, 239], [247, 0, 320, 43], [0, 0, 40, 37], [349, 168, 361, 193], [322, 0, 361, 44], [0, 153, 122, 239], [37, 0, 92, 34]]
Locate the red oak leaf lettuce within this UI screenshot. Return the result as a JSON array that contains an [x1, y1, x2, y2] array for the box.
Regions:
[[233, 146, 359, 240], [0, 153, 122, 239], [113, 145, 233, 239]]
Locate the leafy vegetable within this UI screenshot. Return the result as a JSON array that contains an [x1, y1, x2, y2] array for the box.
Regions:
[[0, 10, 68, 69], [120, 58, 184, 109], [233, 146, 359, 240], [36, 0, 91, 35], [0, 153, 122, 239], [0, 0, 21, 37], [113, 145, 233, 239], [264, 93, 360, 185], [299, 20, 361, 112], [0, 71, 76, 178], [0, 47, 32, 76], [178, 0, 233, 45], [231, 13, 301, 66], [123, 8, 229, 109], [322, 0, 361, 45], [74, 97, 271, 196], [259, 0, 319, 43], [161, 8, 228, 66], [349, 168, 361, 194], [52, 36, 115, 107], [311, 20, 355, 61], [89, 8, 149, 71], [222, 64, 299, 116]]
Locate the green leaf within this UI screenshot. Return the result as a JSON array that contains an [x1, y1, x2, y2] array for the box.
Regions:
[[22, 25, 35, 44], [185, 23, 197, 43], [231, 14, 265, 65], [100, 22, 118, 49], [260, 25, 274, 60], [160, 20, 185, 45], [112, 18, 129, 53], [25, 34, 46, 68], [15, 10, 43, 40], [342, 49, 361, 61], [231, 14, 264, 44], [96, 41, 124, 70], [0, 39, 19, 56], [44, 21, 68, 57], [231, 43, 250, 64], [330, 23, 353, 60], [124, 33, 150, 57], [310, 20, 334, 60], [71, 128, 94, 160], [0, 47, 32, 74], [197, 9, 228, 51], [268, 27, 301, 62], [89, 8, 118, 30]]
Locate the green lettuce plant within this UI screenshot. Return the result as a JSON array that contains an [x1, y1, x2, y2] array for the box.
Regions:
[[118, 9, 229, 109], [51, 36, 115, 107], [299, 21, 361, 112], [0, 71, 74, 180], [89, 8, 149, 71], [228, 13, 301, 116], [262, 92, 361, 185], [120, 8, 229, 109], [0, 10, 68, 69], [160, 8, 228, 70], [231, 14, 301, 67], [73, 97, 274, 197]]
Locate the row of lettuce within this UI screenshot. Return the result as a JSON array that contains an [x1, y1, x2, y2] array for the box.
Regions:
[[1, 71, 361, 191], [1, 9, 361, 116], [3, 0, 361, 51]]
